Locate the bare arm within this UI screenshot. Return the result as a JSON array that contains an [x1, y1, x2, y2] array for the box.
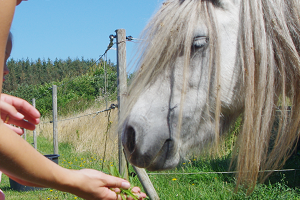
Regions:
[[0, 0, 15, 91], [0, 1, 146, 199], [0, 123, 145, 199]]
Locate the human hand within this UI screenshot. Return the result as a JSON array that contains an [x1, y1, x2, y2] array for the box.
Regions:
[[69, 169, 147, 200], [128, 187, 147, 200], [0, 94, 40, 135]]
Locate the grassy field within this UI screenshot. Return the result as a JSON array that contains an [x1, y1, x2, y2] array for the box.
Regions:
[[1, 105, 300, 199]]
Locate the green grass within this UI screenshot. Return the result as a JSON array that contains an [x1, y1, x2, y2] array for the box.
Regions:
[[1, 135, 300, 199], [0, 135, 117, 200], [142, 158, 300, 200]]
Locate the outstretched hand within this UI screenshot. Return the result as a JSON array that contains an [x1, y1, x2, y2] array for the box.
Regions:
[[70, 169, 147, 200], [0, 93, 40, 135], [0, 94, 147, 200]]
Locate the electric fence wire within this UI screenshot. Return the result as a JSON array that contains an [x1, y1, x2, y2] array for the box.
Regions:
[[126, 37, 145, 43], [147, 169, 300, 175], [39, 104, 117, 124]]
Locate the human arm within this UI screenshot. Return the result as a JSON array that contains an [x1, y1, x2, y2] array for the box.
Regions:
[[0, 0, 16, 90], [0, 93, 40, 135], [0, 1, 146, 199], [0, 123, 146, 199], [0, 96, 146, 199]]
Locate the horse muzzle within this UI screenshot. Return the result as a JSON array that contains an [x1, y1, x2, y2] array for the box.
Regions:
[[122, 116, 180, 171]]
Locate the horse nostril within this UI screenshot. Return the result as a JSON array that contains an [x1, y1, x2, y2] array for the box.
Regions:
[[125, 126, 136, 154], [166, 138, 173, 142]]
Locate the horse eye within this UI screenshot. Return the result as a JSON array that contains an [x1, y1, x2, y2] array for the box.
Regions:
[[193, 36, 209, 49]]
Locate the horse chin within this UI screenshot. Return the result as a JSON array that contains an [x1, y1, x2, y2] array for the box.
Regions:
[[130, 149, 180, 171], [145, 143, 181, 171]]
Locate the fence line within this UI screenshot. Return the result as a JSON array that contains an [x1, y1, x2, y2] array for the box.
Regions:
[[147, 168, 300, 175], [44, 104, 117, 124], [38, 104, 117, 125], [27, 33, 120, 157]]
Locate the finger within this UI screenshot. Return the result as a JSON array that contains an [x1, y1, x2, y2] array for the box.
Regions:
[[20, 114, 40, 125], [1, 112, 36, 130], [122, 193, 144, 200], [130, 187, 147, 199], [0, 101, 24, 121], [1, 94, 40, 122], [138, 192, 147, 199], [4, 124, 24, 135], [101, 173, 131, 189], [112, 188, 121, 193], [8, 119, 36, 131], [15, 103, 40, 125], [126, 195, 139, 200], [111, 188, 143, 200], [0, 101, 39, 125], [95, 187, 126, 200], [131, 187, 141, 193], [0, 95, 40, 125], [18, 111, 40, 125]]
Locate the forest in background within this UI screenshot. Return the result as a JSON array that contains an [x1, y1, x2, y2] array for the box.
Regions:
[[3, 57, 118, 116]]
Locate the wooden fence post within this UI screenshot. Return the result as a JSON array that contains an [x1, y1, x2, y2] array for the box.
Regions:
[[116, 29, 128, 180], [52, 85, 58, 155], [32, 98, 37, 149], [133, 166, 160, 200], [116, 29, 160, 199]]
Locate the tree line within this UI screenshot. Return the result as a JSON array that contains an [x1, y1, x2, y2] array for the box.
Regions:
[[3, 57, 118, 116]]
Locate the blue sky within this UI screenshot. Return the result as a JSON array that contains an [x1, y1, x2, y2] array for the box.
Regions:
[[10, 0, 164, 65]]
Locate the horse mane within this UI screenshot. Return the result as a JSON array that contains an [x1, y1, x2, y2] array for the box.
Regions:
[[123, 0, 300, 193], [235, 0, 300, 192]]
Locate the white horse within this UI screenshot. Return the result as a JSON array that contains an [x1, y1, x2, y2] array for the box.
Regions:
[[121, 0, 300, 190]]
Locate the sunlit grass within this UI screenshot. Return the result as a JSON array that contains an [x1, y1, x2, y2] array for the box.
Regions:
[[1, 110, 300, 199], [35, 103, 119, 160], [1, 134, 300, 199]]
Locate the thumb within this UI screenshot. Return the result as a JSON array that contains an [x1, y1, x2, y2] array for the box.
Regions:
[[79, 169, 131, 189], [102, 173, 131, 189]]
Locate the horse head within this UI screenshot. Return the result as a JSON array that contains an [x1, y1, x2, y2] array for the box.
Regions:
[[122, 0, 300, 191], [121, 0, 242, 171]]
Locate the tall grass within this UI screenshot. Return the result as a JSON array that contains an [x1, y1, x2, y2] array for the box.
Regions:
[[36, 101, 119, 160]]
